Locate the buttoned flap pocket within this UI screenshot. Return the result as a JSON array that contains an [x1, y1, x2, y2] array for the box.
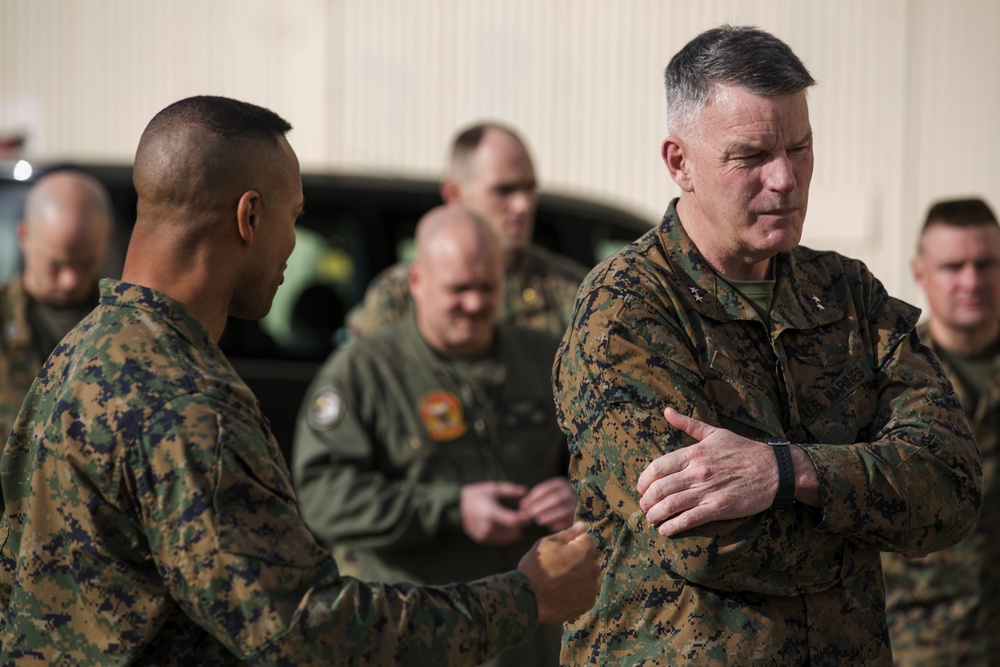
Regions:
[[496, 398, 552, 430], [706, 351, 783, 436], [796, 358, 877, 444], [497, 398, 560, 453]]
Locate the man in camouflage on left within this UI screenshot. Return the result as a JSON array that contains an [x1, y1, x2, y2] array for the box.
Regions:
[[0, 95, 600, 665], [0, 170, 113, 458]]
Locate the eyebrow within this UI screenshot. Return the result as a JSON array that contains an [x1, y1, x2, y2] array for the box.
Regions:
[[726, 131, 813, 157]]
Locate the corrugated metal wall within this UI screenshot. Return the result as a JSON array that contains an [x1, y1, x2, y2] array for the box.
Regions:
[[2, 0, 998, 306]]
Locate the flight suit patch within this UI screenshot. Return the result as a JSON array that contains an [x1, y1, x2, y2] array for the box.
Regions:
[[308, 389, 344, 430], [419, 390, 467, 441]]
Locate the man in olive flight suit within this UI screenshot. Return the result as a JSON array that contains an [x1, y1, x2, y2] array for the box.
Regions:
[[0, 95, 599, 665], [344, 122, 588, 340], [883, 198, 1000, 666], [0, 170, 113, 451], [294, 204, 579, 667], [553, 26, 981, 666]]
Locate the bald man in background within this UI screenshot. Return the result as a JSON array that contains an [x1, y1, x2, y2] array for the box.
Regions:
[[295, 204, 578, 667], [0, 170, 113, 446], [345, 122, 589, 340]]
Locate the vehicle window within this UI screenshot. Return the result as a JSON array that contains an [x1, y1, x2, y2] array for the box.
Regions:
[[257, 216, 368, 359], [592, 223, 647, 262], [0, 182, 27, 283], [395, 237, 415, 264]]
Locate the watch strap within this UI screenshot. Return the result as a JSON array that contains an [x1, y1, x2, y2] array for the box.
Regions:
[[766, 437, 795, 511]]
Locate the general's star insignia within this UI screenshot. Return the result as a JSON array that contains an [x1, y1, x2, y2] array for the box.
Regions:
[[689, 286, 703, 302], [810, 295, 825, 311]]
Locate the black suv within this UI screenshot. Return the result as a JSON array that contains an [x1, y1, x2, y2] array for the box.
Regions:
[[0, 161, 653, 463]]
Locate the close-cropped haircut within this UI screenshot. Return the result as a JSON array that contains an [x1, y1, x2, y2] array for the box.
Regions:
[[665, 25, 816, 134], [921, 198, 999, 234], [133, 96, 294, 216], [140, 95, 292, 148]]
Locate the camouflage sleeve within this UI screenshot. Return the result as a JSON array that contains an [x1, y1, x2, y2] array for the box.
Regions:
[[550, 276, 583, 338], [555, 279, 980, 597], [799, 283, 982, 556], [292, 352, 463, 550], [555, 284, 842, 597], [344, 264, 413, 338], [131, 394, 536, 665]]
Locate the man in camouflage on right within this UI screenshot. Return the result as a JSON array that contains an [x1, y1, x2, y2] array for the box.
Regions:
[[553, 25, 982, 666], [882, 197, 1000, 666]]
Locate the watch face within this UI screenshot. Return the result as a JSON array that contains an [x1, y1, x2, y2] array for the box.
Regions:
[[765, 437, 791, 446]]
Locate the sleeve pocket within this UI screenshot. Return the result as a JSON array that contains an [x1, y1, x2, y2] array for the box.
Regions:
[[213, 426, 329, 570]]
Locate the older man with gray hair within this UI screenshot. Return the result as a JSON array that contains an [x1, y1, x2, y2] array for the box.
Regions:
[[554, 25, 981, 665]]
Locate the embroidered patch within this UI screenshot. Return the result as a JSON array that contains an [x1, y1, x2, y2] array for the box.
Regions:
[[419, 390, 467, 441], [308, 389, 344, 430]]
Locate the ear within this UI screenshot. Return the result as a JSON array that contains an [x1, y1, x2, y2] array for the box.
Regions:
[[407, 262, 421, 299], [911, 256, 925, 285], [235, 190, 262, 245], [440, 178, 461, 204], [662, 137, 694, 193]]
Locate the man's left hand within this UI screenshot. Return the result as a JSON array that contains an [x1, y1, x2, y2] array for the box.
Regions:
[[637, 407, 779, 536]]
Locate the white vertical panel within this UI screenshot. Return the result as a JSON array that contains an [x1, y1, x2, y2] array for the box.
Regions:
[[1, 0, 998, 303], [0, 0, 332, 163], [902, 0, 1000, 311]]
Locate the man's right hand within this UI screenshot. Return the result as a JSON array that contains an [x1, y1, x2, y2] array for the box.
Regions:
[[460, 481, 529, 545], [517, 522, 600, 624]]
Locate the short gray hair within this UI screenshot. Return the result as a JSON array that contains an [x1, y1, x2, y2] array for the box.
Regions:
[[665, 25, 816, 134]]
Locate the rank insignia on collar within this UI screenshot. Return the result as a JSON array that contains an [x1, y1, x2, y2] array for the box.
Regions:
[[689, 286, 703, 302], [810, 295, 825, 310], [419, 390, 467, 441]]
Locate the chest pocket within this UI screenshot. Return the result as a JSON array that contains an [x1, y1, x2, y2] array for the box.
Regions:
[[792, 349, 878, 444], [705, 351, 784, 437], [496, 399, 551, 430], [497, 398, 561, 460]]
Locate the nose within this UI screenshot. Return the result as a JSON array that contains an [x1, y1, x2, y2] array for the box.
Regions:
[[959, 264, 983, 290], [58, 268, 82, 294], [508, 188, 535, 215], [462, 289, 490, 314], [765, 154, 797, 193]]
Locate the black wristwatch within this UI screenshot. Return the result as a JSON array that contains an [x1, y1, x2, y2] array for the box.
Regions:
[[765, 437, 796, 511]]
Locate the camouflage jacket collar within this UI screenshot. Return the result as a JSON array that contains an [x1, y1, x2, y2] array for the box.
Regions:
[[658, 199, 846, 334], [98, 278, 218, 353], [0, 275, 33, 348]]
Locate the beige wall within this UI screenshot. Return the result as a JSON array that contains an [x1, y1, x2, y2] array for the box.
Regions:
[[2, 0, 998, 307]]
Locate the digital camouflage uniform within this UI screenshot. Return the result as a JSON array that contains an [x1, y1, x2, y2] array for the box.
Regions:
[[292, 312, 568, 667], [0, 279, 537, 666], [882, 324, 1000, 667], [0, 277, 50, 450], [552, 201, 982, 666], [344, 244, 588, 340]]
